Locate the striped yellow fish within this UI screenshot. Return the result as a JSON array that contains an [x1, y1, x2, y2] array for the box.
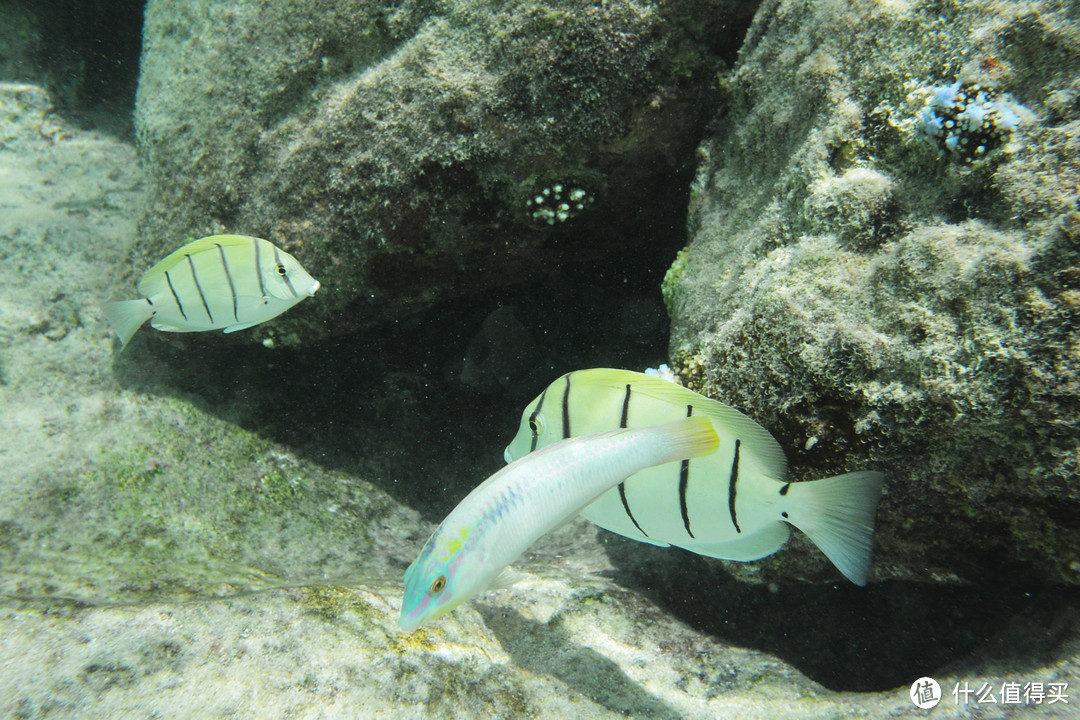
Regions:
[[400, 417, 719, 631], [504, 368, 886, 585], [104, 235, 320, 348]]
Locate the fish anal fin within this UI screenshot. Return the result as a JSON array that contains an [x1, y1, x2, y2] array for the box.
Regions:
[[623, 532, 670, 548], [681, 522, 790, 561], [149, 319, 199, 333], [223, 320, 260, 334]]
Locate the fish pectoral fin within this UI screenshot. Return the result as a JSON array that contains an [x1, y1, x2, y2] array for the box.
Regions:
[[487, 567, 526, 591], [681, 522, 791, 561]]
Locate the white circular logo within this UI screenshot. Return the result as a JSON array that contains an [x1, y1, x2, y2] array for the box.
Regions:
[[910, 677, 941, 709]]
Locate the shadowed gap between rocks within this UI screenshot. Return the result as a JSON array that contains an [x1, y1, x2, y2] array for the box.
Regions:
[[603, 533, 1080, 693], [111, 230, 681, 517], [3, 0, 148, 138]]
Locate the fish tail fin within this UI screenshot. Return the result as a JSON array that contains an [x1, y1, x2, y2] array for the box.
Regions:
[[103, 299, 153, 349], [784, 471, 885, 586], [657, 415, 721, 463]]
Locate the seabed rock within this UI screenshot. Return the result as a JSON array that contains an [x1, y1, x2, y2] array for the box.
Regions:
[[665, 0, 1080, 588], [131, 0, 753, 344]]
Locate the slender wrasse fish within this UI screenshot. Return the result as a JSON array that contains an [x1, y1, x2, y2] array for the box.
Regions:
[[504, 368, 885, 585], [399, 416, 719, 631], [104, 234, 320, 349]]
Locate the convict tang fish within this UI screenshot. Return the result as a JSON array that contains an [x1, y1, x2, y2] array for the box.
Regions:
[[400, 416, 719, 631], [504, 368, 885, 585], [104, 234, 320, 348]]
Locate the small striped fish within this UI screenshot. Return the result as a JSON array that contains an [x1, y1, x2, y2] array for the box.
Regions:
[[104, 234, 320, 348], [504, 369, 885, 585], [399, 416, 719, 631]]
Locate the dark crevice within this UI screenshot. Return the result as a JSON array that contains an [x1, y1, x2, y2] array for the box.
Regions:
[[603, 533, 1080, 692], [2, 0, 146, 138]]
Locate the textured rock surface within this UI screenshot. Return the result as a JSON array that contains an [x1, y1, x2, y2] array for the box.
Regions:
[[664, 0, 1080, 586], [131, 0, 753, 344], [0, 81, 421, 606], [4, 572, 1078, 720]]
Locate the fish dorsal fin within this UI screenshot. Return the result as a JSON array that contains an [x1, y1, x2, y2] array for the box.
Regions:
[[572, 368, 788, 480], [139, 235, 261, 294]]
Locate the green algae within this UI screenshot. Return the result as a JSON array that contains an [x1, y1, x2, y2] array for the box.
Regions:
[[1, 390, 407, 605]]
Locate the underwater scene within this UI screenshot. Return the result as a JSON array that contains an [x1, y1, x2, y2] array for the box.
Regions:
[[1, 0, 1078, 717]]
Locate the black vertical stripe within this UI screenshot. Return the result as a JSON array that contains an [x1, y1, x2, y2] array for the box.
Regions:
[[617, 484, 649, 537], [560, 373, 572, 439], [619, 384, 631, 428], [216, 243, 238, 321], [187, 254, 214, 323], [274, 247, 299, 298], [678, 404, 695, 539], [728, 438, 742, 534], [528, 389, 547, 452], [616, 383, 648, 537], [253, 237, 267, 297], [164, 271, 187, 321]]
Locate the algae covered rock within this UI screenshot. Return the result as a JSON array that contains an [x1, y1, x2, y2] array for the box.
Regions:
[[132, 0, 752, 344], [665, 0, 1080, 585]]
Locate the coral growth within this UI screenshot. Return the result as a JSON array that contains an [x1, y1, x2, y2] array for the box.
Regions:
[[916, 81, 1023, 161]]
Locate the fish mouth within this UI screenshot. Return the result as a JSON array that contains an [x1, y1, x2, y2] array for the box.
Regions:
[[398, 611, 422, 633], [308, 280, 321, 296]]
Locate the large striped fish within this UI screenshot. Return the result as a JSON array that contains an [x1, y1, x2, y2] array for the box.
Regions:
[[104, 234, 320, 349], [400, 417, 719, 631], [503, 368, 886, 585]]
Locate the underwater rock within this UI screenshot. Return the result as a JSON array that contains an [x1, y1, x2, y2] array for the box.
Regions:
[[132, 0, 756, 344], [666, 0, 1080, 585], [803, 167, 896, 251]]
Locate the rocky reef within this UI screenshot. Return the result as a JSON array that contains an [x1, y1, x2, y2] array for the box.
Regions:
[[664, 0, 1080, 588], [131, 0, 753, 345]]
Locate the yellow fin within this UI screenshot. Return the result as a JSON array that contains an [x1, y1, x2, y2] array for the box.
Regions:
[[570, 369, 788, 480], [138, 235, 262, 295]]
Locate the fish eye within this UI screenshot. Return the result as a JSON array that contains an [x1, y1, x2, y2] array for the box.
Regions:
[[429, 575, 447, 594], [277, 264, 287, 276], [528, 415, 544, 435]]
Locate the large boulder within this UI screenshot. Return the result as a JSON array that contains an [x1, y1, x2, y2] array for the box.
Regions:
[[664, 0, 1080, 585], [132, 0, 756, 344]]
